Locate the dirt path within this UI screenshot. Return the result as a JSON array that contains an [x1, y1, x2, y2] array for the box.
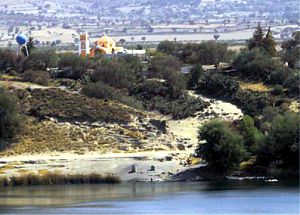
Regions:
[[166, 91, 243, 145]]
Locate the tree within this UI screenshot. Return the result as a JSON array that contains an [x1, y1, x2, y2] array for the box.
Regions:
[[197, 72, 239, 96], [233, 48, 280, 81], [258, 112, 299, 169], [262, 27, 277, 57], [248, 23, 264, 50], [157, 40, 181, 55], [281, 31, 300, 68], [150, 55, 186, 97], [92, 56, 141, 89], [213, 34, 220, 41], [0, 88, 23, 149], [180, 41, 229, 65], [141, 36, 146, 43], [21, 37, 35, 56], [119, 38, 126, 46], [0, 49, 16, 72], [22, 70, 50, 86], [239, 115, 264, 155], [187, 64, 204, 89], [284, 71, 300, 96], [196, 120, 245, 173], [24, 49, 59, 71], [58, 53, 89, 80]]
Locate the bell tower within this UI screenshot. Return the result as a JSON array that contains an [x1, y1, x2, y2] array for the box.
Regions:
[[79, 32, 90, 57]]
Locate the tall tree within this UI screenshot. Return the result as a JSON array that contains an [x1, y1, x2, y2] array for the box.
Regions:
[[281, 31, 300, 68], [196, 120, 245, 173], [263, 27, 277, 57], [187, 64, 204, 89], [141, 36, 146, 43], [0, 88, 23, 149], [119, 38, 126, 46], [21, 37, 35, 56], [248, 23, 264, 50]]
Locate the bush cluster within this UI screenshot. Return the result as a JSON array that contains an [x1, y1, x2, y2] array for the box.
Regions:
[[196, 112, 299, 176], [0, 88, 23, 149], [233, 48, 299, 96], [157, 40, 234, 65], [197, 72, 239, 96], [22, 70, 50, 86], [82, 81, 143, 110]]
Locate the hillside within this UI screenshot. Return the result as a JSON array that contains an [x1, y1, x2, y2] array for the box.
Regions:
[[0, 76, 244, 181]]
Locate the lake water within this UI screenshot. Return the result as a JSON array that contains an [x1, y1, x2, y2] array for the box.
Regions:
[[0, 181, 298, 214]]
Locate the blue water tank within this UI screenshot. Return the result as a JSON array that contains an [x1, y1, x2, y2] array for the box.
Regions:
[[16, 34, 28, 45]]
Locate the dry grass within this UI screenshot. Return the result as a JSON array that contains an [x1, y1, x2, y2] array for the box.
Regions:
[[117, 126, 144, 139], [1, 118, 114, 156], [0, 164, 15, 171], [189, 157, 201, 166], [239, 81, 271, 92], [240, 157, 257, 170], [0, 172, 120, 187], [289, 100, 300, 113], [15, 88, 145, 124], [38, 169, 51, 175], [16, 169, 30, 174], [0, 75, 15, 80], [1, 116, 148, 156]]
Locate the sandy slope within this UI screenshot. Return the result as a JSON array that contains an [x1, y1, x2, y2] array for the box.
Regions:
[[166, 91, 243, 145]]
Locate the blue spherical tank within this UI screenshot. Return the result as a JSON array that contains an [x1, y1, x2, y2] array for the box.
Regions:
[[16, 34, 28, 45]]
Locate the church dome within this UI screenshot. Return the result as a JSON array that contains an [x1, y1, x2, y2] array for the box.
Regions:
[[96, 34, 116, 49]]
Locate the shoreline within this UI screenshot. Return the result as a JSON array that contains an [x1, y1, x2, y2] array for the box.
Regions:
[[0, 150, 196, 183]]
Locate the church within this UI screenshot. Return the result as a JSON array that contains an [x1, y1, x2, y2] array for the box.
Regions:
[[79, 32, 125, 57]]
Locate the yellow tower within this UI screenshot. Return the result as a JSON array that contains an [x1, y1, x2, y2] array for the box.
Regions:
[[79, 32, 90, 57]]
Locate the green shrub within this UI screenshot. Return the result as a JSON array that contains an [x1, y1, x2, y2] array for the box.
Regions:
[[91, 57, 141, 89], [257, 112, 299, 169], [281, 31, 300, 68], [284, 71, 300, 96], [58, 53, 90, 80], [157, 40, 182, 55], [157, 41, 231, 65], [233, 48, 280, 81], [148, 55, 186, 97], [131, 79, 207, 119], [23, 49, 58, 71], [187, 64, 204, 89], [0, 49, 25, 73], [141, 93, 208, 119], [197, 72, 239, 96], [22, 70, 50, 86], [268, 68, 290, 85], [0, 88, 23, 149], [15, 88, 139, 124], [82, 82, 143, 110], [271, 84, 284, 96], [239, 115, 265, 155], [196, 120, 245, 173]]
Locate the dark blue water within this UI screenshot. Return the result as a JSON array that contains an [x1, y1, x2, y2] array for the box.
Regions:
[[0, 181, 299, 214]]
